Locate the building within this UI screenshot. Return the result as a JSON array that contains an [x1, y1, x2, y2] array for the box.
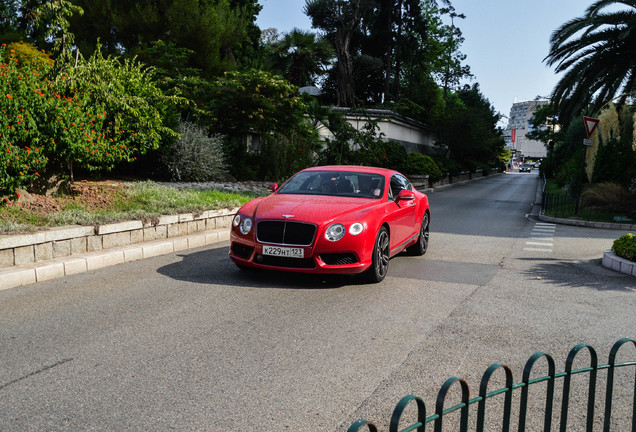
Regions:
[[317, 108, 440, 155], [504, 98, 549, 160]]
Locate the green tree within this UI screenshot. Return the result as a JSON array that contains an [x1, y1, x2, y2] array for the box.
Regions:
[[52, 45, 179, 179], [268, 29, 333, 87], [436, 84, 504, 167], [210, 69, 317, 179], [0, 1, 22, 42], [304, 0, 376, 106], [545, 0, 636, 124], [68, 0, 258, 78]]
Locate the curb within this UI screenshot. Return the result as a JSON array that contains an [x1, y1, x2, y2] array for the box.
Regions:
[[0, 228, 229, 292], [602, 250, 636, 277], [538, 214, 636, 231]]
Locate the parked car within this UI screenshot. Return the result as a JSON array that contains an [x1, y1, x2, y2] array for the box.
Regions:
[[229, 165, 431, 283], [520, 163, 532, 172]]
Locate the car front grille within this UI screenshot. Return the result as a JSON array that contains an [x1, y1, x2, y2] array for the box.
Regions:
[[257, 221, 316, 246]]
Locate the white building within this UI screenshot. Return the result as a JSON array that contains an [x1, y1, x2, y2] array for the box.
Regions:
[[317, 108, 440, 155], [504, 99, 549, 160]]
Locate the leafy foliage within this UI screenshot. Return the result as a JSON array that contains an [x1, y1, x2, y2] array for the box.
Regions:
[[545, 0, 636, 124], [612, 233, 636, 262], [165, 121, 227, 181], [405, 152, 442, 181], [0, 44, 50, 201], [210, 69, 317, 180], [436, 84, 504, 167], [582, 182, 636, 219], [267, 29, 333, 87], [53, 45, 179, 177]]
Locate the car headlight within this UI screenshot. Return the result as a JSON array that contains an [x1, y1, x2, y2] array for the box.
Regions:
[[349, 222, 364, 235], [233, 214, 252, 235], [325, 223, 345, 241]]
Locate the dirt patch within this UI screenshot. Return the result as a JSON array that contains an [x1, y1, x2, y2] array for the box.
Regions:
[[8, 180, 128, 218]]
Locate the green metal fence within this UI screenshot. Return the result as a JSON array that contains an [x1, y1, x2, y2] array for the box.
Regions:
[[347, 338, 636, 432]]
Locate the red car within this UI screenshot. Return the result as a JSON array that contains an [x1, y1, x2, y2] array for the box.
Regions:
[[229, 165, 430, 282]]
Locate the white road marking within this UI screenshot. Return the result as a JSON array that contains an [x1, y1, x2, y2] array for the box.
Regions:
[[524, 222, 556, 252]]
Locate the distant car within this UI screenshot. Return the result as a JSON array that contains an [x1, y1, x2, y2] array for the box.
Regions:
[[229, 165, 431, 283], [520, 163, 532, 172]]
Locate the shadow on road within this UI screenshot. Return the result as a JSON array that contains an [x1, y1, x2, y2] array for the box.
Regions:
[[519, 258, 635, 292], [156, 245, 369, 289]]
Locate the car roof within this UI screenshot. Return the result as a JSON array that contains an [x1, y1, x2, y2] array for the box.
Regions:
[[301, 165, 398, 175]]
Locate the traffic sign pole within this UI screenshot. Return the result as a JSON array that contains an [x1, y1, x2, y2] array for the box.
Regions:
[[575, 116, 600, 215]]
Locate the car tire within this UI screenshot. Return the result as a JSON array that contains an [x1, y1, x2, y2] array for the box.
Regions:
[[407, 212, 429, 256], [366, 226, 390, 283]]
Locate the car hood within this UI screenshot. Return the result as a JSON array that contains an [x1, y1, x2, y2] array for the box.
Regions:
[[253, 194, 377, 222]]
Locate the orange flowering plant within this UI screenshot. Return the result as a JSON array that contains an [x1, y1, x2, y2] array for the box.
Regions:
[[0, 43, 178, 203], [0, 45, 49, 202]]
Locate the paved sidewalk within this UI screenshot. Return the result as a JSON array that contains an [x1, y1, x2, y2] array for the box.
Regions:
[[0, 227, 229, 292]]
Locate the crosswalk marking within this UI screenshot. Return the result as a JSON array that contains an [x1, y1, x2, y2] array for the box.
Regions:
[[524, 222, 556, 252]]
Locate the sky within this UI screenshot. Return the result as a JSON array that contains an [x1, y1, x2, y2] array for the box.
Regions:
[[256, 0, 593, 127]]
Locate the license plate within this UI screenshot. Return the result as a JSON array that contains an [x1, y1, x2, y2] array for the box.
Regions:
[[262, 245, 304, 258]]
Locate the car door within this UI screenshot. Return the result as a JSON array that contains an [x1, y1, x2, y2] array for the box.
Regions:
[[386, 174, 417, 251]]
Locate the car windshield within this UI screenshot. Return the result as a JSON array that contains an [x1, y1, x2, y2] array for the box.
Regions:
[[277, 171, 385, 198]]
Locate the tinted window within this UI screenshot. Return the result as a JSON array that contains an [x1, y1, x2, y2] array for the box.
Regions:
[[277, 171, 385, 198], [388, 174, 411, 199]]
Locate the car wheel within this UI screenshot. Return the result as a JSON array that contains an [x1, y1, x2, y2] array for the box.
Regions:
[[366, 226, 390, 283], [407, 212, 429, 256]]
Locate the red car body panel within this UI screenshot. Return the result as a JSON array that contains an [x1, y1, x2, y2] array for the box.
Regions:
[[229, 165, 430, 276]]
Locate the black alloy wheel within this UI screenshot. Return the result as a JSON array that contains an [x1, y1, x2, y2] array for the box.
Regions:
[[367, 226, 390, 283], [408, 212, 429, 256]]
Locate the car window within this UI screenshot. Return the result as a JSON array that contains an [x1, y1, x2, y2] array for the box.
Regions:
[[277, 171, 385, 198], [388, 174, 411, 200]]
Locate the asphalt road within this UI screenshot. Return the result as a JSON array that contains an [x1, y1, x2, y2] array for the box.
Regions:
[[0, 172, 634, 431]]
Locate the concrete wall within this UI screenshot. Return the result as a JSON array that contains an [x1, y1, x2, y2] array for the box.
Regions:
[[0, 208, 237, 268], [317, 108, 440, 155]]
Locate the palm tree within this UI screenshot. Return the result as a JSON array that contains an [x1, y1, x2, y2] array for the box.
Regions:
[[544, 0, 636, 123], [270, 29, 333, 88]]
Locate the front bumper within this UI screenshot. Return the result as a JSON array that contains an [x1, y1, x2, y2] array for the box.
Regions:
[[229, 237, 372, 275]]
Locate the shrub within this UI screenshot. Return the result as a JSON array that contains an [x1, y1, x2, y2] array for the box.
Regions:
[[0, 44, 51, 202], [405, 152, 442, 181], [463, 159, 491, 175], [582, 182, 636, 219], [165, 121, 227, 181], [612, 233, 636, 262], [53, 45, 179, 177], [432, 156, 462, 177]]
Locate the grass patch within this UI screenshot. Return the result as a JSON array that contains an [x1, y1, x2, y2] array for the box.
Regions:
[[0, 181, 263, 234]]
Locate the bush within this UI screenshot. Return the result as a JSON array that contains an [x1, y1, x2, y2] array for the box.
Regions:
[[432, 156, 462, 177], [612, 233, 636, 262], [405, 152, 442, 181], [582, 182, 636, 219], [165, 121, 227, 181], [0, 44, 51, 201]]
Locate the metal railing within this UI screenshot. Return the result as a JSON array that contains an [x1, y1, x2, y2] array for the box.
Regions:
[[347, 338, 636, 432]]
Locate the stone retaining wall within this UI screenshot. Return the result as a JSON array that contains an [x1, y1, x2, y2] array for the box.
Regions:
[[0, 208, 238, 268], [410, 169, 495, 190]]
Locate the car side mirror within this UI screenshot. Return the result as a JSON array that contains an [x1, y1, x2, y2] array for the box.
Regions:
[[268, 184, 279, 193], [397, 189, 415, 201]]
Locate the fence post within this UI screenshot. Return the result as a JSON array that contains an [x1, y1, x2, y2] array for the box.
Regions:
[[519, 352, 556, 432], [434, 377, 470, 432], [560, 344, 598, 432], [603, 338, 636, 432], [476, 363, 513, 432], [389, 395, 427, 432]]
